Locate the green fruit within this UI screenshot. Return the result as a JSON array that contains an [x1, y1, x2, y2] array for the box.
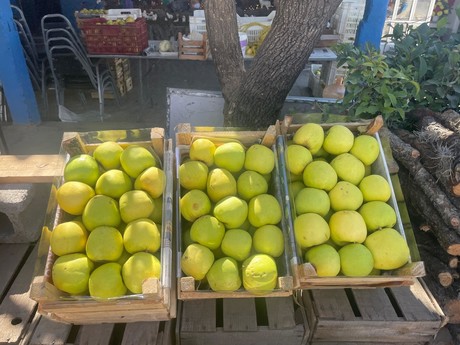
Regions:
[[359, 175, 392, 202], [50, 221, 88, 256], [181, 243, 214, 280], [89, 262, 127, 298], [190, 215, 225, 250], [189, 138, 216, 166], [294, 213, 330, 249], [123, 218, 161, 254], [213, 196, 248, 229], [82, 195, 121, 231], [359, 201, 397, 231], [122, 252, 161, 294], [86, 226, 124, 262], [322, 125, 355, 155], [179, 160, 209, 190], [339, 243, 374, 277], [330, 153, 365, 185], [64, 154, 100, 187], [329, 210, 367, 246], [350, 135, 380, 166], [253, 225, 284, 258], [120, 145, 156, 178], [244, 144, 275, 175], [119, 190, 154, 224], [242, 254, 278, 294], [237, 170, 268, 200], [134, 166, 166, 199], [303, 161, 337, 191], [248, 193, 282, 227], [180, 189, 212, 222], [52, 253, 94, 295], [294, 187, 330, 217], [214, 142, 246, 173], [364, 228, 410, 270], [92, 141, 124, 170], [95, 169, 133, 199], [328, 181, 364, 211], [305, 244, 340, 277], [206, 257, 242, 292], [207, 168, 237, 203], [292, 123, 324, 155], [285, 144, 313, 175], [221, 229, 252, 261]]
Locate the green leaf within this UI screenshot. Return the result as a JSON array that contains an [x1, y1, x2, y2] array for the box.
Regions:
[[418, 57, 427, 79], [437, 16, 448, 29], [387, 93, 397, 107]]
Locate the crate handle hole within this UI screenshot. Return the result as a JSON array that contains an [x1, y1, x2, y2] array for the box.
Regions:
[[11, 317, 22, 325], [344, 288, 362, 317], [384, 288, 404, 317]]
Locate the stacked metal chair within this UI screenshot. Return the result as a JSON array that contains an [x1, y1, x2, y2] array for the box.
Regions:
[[40, 13, 118, 121], [11, 5, 50, 114]]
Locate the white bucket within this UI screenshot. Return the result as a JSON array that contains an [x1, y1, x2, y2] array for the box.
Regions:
[[238, 32, 248, 57]]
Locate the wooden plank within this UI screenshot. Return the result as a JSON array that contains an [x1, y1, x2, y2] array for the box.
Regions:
[[0, 244, 38, 344], [310, 289, 356, 320], [121, 322, 160, 345], [0, 244, 29, 297], [223, 298, 257, 332], [75, 324, 115, 345], [27, 315, 72, 345], [0, 155, 64, 183], [180, 299, 216, 333], [265, 297, 296, 330], [351, 288, 399, 321]]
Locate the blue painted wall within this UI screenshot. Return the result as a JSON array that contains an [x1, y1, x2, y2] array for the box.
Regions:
[[355, 0, 390, 51]]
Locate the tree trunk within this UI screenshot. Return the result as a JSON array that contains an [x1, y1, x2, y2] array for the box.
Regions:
[[205, 0, 342, 127]]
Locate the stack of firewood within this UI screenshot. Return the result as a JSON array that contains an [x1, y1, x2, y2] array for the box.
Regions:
[[387, 109, 460, 325]]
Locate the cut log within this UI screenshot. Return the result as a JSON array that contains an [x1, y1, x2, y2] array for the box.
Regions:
[[419, 247, 455, 287], [392, 128, 460, 205], [398, 167, 460, 256], [389, 131, 460, 232], [418, 243, 459, 270], [432, 109, 460, 134]]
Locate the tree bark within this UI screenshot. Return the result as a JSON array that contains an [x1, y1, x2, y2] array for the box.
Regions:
[[206, 0, 342, 127], [399, 167, 460, 256], [389, 131, 460, 231], [432, 109, 460, 134]]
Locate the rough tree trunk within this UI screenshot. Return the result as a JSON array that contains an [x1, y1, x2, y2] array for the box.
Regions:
[[205, 0, 342, 127]]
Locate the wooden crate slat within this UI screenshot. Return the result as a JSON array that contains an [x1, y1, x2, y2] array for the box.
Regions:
[[390, 280, 443, 322], [265, 296, 296, 330], [75, 324, 115, 345], [223, 298, 257, 332], [121, 321, 160, 345], [180, 299, 216, 332], [0, 155, 65, 183], [351, 288, 399, 321], [0, 244, 38, 344], [310, 289, 356, 320], [0, 243, 29, 297], [28, 315, 72, 345]]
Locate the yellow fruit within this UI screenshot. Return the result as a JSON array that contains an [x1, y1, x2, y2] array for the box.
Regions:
[[221, 229, 252, 261], [119, 190, 154, 223], [89, 262, 127, 298], [86, 226, 124, 262], [52, 253, 94, 295], [253, 224, 284, 257], [294, 213, 330, 249], [179, 160, 209, 190], [123, 218, 161, 254], [248, 193, 282, 227], [189, 138, 216, 166], [95, 169, 133, 199], [82, 195, 121, 231], [294, 187, 330, 217], [330, 153, 365, 185], [213, 196, 248, 229], [92, 141, 124, 170], [359, 201, 397, 231], [180, 189, 211, 222], [364, 228, 410, 270], [56, 181, 95, 215], [134, 166, 166, 199], [190, 215, 225, 250], [328, 181, 363, 211], [303, 161, 337, 191], [322, 125, 355, 155], [242, 254, 278, 294], [305, 244, 340, 277], [50, 220, 88, 256], [206, 168, 237, 203], [244, 144, 275, 175], [350, 135, 380, 166], [329, 210, 367, 246], [292, 123, 324, 154], [122, 252, 161, 294], [237, 170, 268, 200], [338, 243, 374, 277], [285, 144, 313, 175], [120, 145, 156, 178], [181, 243, 215, 280], [359, 175, 392, 202], [64, 154, 100, 187], [289, 181, 305, 200], [206, 257, 242, 292], [214, 142, 246, 173], [149, 196, 163, 224]]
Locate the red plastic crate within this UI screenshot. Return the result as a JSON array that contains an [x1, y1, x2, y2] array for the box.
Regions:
[[78, 17, 148, 55]]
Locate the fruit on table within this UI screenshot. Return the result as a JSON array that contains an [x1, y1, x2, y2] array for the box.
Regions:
[[206, 257, 242, 292], [52, 141, 166, 298], [287, 123, 409, 277]]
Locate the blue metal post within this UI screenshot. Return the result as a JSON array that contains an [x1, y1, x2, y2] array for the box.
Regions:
[[354, 0, 390, 51], [0, 2, 40, 124]]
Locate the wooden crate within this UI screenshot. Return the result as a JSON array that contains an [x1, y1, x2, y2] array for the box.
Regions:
[[275, 116, 425, 289], [177, 296, 308, 345], [178, 33, 208, 61], [29, 128, 176, 324], [175, 124, 295, 300], [301, 279, 446, 344]]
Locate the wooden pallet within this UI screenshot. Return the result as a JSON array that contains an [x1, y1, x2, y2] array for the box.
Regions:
[[176, 296, 308, 345], [301, 279, 446, 344], [0, 242, 174, 345]]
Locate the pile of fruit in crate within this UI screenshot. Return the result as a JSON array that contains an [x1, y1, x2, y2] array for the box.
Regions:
[[51, 142, 165, 299], [178, 139, 285, 294], [286, 123, 410, 277]]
